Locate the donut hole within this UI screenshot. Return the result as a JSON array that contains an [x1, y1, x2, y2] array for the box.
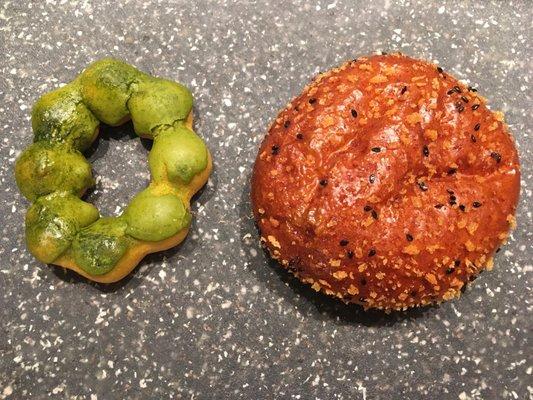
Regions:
[[83, 120, 151, 217]]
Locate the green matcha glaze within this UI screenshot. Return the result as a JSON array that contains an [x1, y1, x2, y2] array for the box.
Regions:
[[15, 58, 210, 279], [71, 217, 132, 275], [128, 77, 193, 137], [149, 125, 208, 185], [123, 186, 190, 241], [15, 142, 94, 201], [80, 58, 145, 125], [25, 192, 99, 263], [32, 82, 99, 151]]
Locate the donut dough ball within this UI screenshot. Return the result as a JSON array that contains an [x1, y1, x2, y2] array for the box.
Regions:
[[15, 142, 94, 201]]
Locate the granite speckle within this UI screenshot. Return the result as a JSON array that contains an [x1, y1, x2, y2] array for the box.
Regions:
[[0, 0, 531, 399]]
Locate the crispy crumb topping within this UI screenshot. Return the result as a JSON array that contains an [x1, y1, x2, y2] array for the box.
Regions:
[[251, 53, 520, 311]]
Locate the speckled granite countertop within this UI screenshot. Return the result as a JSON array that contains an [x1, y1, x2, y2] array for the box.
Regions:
[[0, 1, 531, 399]]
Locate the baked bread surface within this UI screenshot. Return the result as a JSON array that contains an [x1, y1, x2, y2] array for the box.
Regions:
[[251, 54, 520, 310]]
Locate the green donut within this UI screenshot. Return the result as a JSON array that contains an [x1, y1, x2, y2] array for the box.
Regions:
[[15, 141, 94, 201], [14, 58, 212, 282]]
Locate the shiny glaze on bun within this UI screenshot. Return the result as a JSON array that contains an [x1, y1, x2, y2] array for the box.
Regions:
[[251, 54, 520, 311]]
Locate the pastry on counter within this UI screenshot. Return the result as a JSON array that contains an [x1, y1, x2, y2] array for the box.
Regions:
[[15, 58, 212, 283], [251, 53, 520, 311]]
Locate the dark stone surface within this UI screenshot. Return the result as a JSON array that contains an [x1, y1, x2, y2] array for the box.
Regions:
[[0, 1, 531, 399]]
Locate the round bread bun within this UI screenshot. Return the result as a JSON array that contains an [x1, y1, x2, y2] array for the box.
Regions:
[[251, 53, 520, 311]]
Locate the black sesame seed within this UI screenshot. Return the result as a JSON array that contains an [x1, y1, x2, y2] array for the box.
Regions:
[[284, 120, 291, 128], [454, 260, 461, 267], [490, 152, 502, 163], [496, 247, 501, 253], [351, 109, 358, 118], [368, 249, 376, 257], [468, 86, 477, 92], [449, 195, 457, 202], [437, 66, 444, 73], [381, 51, 388, 55], [472, 104, 480, 110], [340, 239, 349, 246], [423, 145, 430, 157], [456, 102, 465, 113], [435, 204, 444, 209], [364, 205, 372, 212], [449, 199, 457, 206], [352, 58, 358, 63], [308, 98, 316, 104], [369, 174, 376, 184], [446, 89, 455, 95], [447, 189, 455, 195], [459, 204, 466, 212], [400, 86, 407, 95], [296, 133, 304, 140], [271, 145, 280, 155], [319, 179, 328, 186], [471, 134, 477, 143], [347, 250, 354, 259], [371, 210, 378, 220], [453, 85, 461, 93], [445, 267, 455, 274], [418, 181, 428, 191], [406, 233, 414, 242], [447, 167, 457, 175], [371, 147, 381, 153], [292, 256, 302, 265], [474, 123, 480, 131], [472, 201, 482, 208], [461, 96, 469, 103], [288, 256, 301, 267]]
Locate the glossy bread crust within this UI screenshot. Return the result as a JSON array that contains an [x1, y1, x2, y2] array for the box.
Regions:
[[251, 54, 520, 311]]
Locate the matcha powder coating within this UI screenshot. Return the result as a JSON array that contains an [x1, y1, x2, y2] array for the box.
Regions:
[[14, 58, 210, 279]]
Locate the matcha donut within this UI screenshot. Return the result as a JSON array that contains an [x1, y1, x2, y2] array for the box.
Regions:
[[15, 58, 212, 283]]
